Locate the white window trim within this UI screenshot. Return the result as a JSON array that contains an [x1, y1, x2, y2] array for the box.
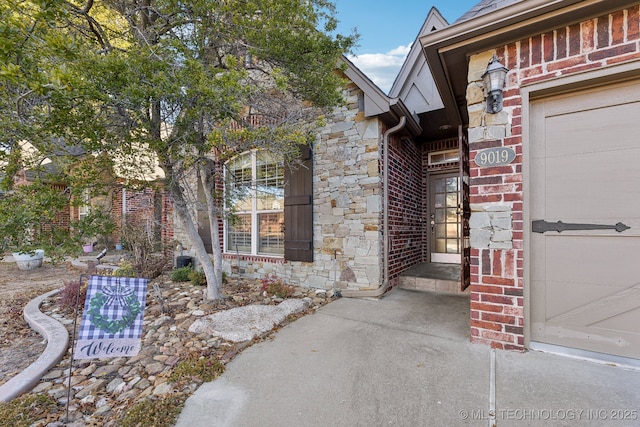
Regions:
[[78, 189, 90, 219], [428, 149, 459, 166], [224, 149, 284, 256]]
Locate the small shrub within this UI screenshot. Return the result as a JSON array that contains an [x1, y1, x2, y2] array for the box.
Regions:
[[0, 393, 59, 427], [188, 269, 207, 286], [121, 395, 186, 427], [171, 266, 193, 282], [114, 260, 135, 277], [169, 353, 225, 383], [59, 280, 88, 312], [140, 256, 169, 279], [261, 274, 295, 298]]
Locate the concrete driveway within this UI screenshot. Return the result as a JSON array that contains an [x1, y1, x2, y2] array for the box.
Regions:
[[176, 289, 640, 426]]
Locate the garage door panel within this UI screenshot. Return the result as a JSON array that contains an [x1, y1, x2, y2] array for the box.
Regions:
[[530, 80, 640, 360], [543, 79, 640, 116], [530, 235, 546, 281], [545, 236, 640, 286], [596, 306, 640, 331], [544, 280, 616, 321], [548, 283, 640, 325], [546, 149, 640, 222], [545, 103, 640, 157], [530, 158, 546, 220], [543, 325, 640, 359]]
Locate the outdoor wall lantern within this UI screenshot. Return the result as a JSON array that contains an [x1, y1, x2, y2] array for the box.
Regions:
[[481, 54, 509, 114]]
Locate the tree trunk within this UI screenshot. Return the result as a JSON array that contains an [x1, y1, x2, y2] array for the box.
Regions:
[[199, 162, 223, 294], [166, 166, 222, 300]]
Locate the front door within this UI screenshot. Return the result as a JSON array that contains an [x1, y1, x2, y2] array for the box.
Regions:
[[530, 80, 640, 360], [430, 172, 461, 263]]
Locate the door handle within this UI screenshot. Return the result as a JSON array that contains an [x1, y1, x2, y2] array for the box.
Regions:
[[532, 220, 630, 234]]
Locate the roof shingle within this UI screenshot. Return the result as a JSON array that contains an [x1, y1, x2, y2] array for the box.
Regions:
[[455, 0, 524, 23]]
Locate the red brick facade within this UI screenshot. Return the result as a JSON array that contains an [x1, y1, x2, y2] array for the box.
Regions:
[[111, 186, 174, 253], [386, 134, 424, 286], [469, 5, 640, 350]]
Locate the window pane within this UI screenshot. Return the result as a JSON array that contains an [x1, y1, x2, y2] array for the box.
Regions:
[[446, 224, 459, 239], [446, 208, 458, 222], [227, 214, 251, 253], [225, 150, 284, 257], [256, 153, 284, 210], [446, 177, 459, 192], [259, 213, 284, 255], [226, 152, 253, 209]]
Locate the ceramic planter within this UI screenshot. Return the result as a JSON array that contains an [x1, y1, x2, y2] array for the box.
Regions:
[[12, 250, 44, 270]]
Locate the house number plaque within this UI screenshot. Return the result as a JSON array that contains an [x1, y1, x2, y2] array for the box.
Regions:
[[474, 147, 516, 168]]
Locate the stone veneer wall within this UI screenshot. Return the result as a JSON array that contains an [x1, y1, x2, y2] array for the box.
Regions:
[[214, 82, 384, 290], [466, 5, 640, 350]]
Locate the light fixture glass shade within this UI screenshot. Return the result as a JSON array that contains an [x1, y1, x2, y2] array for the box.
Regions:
[[481, 54, 509, 113]]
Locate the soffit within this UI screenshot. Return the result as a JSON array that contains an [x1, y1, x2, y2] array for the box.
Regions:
[[420, 0, 640, 125]]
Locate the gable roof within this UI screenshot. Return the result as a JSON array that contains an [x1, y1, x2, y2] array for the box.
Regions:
[[455, 0, 524, 23], [340, 56, 422, 137], [388, 7, 448, 116]]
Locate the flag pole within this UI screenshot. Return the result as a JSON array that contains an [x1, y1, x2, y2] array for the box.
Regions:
[[65, 273, 90, 424]]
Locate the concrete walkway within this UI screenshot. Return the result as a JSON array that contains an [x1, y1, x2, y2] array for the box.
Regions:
[[176, 289, 640, 427]]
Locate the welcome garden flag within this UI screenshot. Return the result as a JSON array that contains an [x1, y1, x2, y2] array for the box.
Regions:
[[75, 275, 148, 359]]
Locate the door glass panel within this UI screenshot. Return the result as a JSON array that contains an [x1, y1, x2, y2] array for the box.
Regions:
[[446, 177, 458, 192], [431, 174, 461, 261]]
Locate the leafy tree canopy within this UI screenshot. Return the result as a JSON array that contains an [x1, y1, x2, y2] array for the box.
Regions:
[[1, 0, 356, 295]]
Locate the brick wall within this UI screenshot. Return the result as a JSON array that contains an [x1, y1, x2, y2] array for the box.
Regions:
[[112, 185, 173, 252], [466, 5, 640, 350], [386, 134, 424, 285]]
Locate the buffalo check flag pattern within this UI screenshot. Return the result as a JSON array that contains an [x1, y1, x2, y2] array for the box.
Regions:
[[75, 275, 148, 359]]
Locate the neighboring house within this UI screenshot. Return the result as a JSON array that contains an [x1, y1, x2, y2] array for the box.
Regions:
[[421, 0, 640, 361], [4, 144, 173, 254], [174, 0, 640, 363]]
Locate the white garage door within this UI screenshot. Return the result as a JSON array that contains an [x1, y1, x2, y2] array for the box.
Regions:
[[530, 79, 640, 360]]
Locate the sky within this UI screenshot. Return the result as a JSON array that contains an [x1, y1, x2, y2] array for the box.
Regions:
[[332, 1, 478, 93]]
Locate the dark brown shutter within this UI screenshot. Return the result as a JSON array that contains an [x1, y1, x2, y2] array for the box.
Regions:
[[459, 126, 471, 291], [284, 145, 313, 262]]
